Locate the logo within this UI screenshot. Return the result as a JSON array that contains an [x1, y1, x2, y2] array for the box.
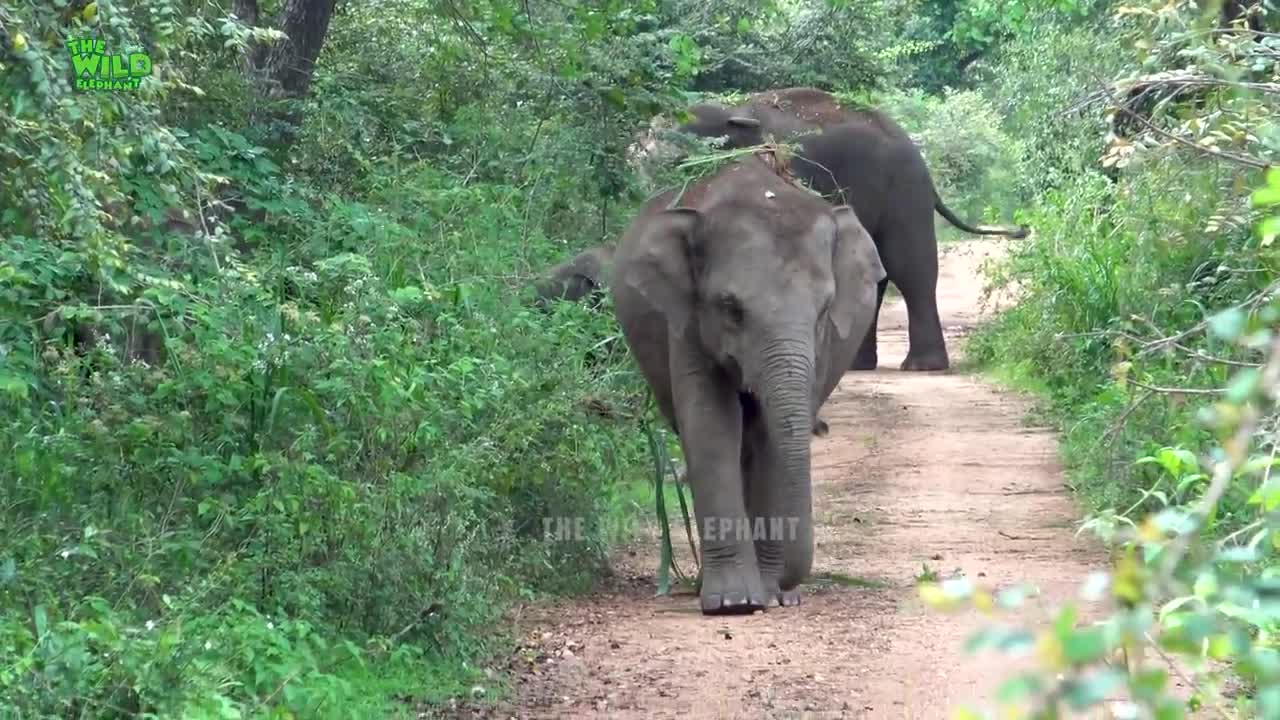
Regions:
[[66, 38, 152, 91]]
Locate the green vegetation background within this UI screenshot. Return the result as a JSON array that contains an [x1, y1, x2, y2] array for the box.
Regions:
[[2, 0, 1278, 717]]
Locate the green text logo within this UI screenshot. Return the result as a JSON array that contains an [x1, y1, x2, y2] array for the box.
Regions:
[[66, 38, 152, 91]]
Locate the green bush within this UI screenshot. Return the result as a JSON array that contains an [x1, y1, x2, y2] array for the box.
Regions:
[[946, 2, 1280, 715], [0, 1, 661, 716], [966, 0, 1277, 516], [878, 87, 1029, 229]]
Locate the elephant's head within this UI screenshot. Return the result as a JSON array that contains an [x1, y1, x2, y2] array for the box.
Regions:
[[674, 103, 765, 150], [533, 246, 615, 309], [628, 104, 766, 183], [622, 176, 884, 585]]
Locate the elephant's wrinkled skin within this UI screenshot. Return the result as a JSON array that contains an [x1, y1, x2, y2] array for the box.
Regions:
[[532, 245, 615, 308], [612, 153, 885, 614], [672, 87, 1028, 372]]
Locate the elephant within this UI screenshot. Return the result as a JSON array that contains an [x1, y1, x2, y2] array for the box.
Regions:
[[531, 245, 615, 309], [661, 87, 1028, 372], [612, 150, 885, 614]]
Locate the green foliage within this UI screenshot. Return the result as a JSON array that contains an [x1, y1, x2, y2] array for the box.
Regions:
[[955, 0, 1280, 716], [943, 172, 1280, 717], [894, 0, 1103, 92], [12, 0, 1279, 714], [662, 0, 906, 93], [878, 87, 1029, 226], [1, 0, 670, 716], [969, 6, 1128, 192], [950, 0, 1095, 52], [969, 0, 1278, 513]]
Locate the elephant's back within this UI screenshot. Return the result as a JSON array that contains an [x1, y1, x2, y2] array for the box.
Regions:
[[748, 87, 847, 124], [748, 87, 912, 142]]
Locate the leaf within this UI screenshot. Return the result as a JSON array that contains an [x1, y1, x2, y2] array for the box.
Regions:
[[602, 87, 627, 110], [1193, 572, 1217, 599], [1217, 545, 1258, 563], [965, 626, 1035, 653], [1225, 368, 1260, 403], [1208, 307, 1247, 341], [0, 375, 30, 399], [33, 605, 47, 638], [1259, 215, 1280, 247], [1154, 699, 1185, 720], [1158, 595, 1198, 621], [1206, 634, 1233, 660], [1063, 668, 1125, 709], [996, 672, 1043, 703], [390, 285, 424, 306], [1131, 668, 1168, 701], [919, 582, 954, 609], [1251, 167, 1280, 206], [1062, 627, 1108, 664]]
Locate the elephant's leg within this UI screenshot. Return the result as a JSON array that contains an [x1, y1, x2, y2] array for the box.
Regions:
[[669, 345, 767, 614], [850, 277, 889, 371], [742, 404, 803, 608], [882, 214, 949, 371]]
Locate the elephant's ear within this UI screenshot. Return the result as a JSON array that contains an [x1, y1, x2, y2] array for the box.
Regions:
[[830, 206, 886, 340], [621, 207, 701, 333], [727, 115, 761, 128]]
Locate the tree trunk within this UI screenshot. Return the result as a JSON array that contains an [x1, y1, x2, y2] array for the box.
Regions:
[[233, 0, 267, 73], [259, 0, 339, 100], [236, 0, 339, 143]]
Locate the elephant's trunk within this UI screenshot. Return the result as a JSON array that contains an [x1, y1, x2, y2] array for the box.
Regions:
[[758, 334, 817, 589]]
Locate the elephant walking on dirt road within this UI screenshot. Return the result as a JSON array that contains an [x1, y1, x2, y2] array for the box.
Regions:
[[666, 87, 1028, 372], [612, 151, 885, 614]]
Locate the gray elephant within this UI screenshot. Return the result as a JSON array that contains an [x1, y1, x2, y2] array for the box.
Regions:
[[612, 151, 885, 614], [532, 245, 615, 308], [666, 87, 1028, 372]]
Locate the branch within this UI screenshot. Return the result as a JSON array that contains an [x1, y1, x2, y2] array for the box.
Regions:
[[1125, 378, 1223, 396], [1103, 389, 1156, 445], [1137, 281, 1280, 357], [1202, 27, 1280, 40], [1098, 76, 1271, 170], [1156, 333, 1280, 579], [1100, 86, 1269, 169]]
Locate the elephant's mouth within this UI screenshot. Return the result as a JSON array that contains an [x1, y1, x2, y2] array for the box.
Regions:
[[739, 391, 761, 423], [723, 355, 745, 392]]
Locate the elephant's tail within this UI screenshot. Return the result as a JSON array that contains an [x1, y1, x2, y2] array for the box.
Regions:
[[933, 196, 1030, 239]]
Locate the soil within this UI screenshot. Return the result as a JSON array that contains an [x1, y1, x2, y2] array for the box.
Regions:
[[449, 240, 1191, 719]]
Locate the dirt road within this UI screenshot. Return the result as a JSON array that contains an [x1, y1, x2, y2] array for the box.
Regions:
[[474, 240, 1111, 719]]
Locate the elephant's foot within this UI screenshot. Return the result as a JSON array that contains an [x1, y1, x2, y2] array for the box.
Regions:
[[812, 417, 829, 437], [761, 578, 802, 608], [701, 590, 768, 614], [776, 589, 801, 607], [699, 564, 768, 615], [850, 352, 878, 371], [901, 347, 949, 372]]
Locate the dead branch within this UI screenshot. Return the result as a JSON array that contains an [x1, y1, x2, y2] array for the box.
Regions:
[[1126, 378, 1224, 396], [1096, 76, 1271, 170]]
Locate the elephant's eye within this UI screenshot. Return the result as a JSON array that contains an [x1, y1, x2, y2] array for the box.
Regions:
[[717, 294, 744, 324]]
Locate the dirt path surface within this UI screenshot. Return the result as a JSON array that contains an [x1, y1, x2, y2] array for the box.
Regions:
[[470, 240, 1113, 719]]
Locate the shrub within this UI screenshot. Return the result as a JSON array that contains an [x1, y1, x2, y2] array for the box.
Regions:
[[878, 87, 1030, 228]]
